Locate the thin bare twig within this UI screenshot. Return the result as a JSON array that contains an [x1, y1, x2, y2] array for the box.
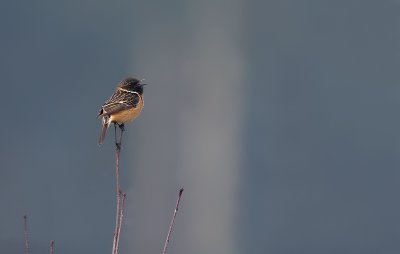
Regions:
[[50, 240, 54, 254], [112, 124, 124, 254], [112, 148, 121, 254], [23, 215, 30, 254], [115, 192, 126, 254], [163, 188, 184, 254]]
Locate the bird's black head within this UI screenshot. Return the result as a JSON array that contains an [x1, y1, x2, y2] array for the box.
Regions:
[[118, 77, 146, 94]]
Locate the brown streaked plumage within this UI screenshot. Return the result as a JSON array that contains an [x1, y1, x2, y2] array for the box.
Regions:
[[98, 77, 145, 145]]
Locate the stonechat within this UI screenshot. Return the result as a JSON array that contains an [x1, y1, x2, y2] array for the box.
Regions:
[[98, 77, 145, 145]]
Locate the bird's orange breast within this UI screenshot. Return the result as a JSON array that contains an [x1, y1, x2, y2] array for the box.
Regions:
[[109, 96, 144, 124]]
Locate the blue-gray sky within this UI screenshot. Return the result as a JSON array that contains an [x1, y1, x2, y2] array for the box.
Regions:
[[1, 1, 400, 253]]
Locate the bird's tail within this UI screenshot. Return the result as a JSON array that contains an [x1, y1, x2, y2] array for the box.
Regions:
[[98, 117, 110, 145]]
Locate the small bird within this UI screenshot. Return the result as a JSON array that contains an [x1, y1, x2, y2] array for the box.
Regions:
[[98, 77, 145, 145]]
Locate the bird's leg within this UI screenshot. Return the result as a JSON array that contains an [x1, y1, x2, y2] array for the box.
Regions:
[[117, 123, 125, 149], [114, 123, 121, 151], [118, 123, 125, 132]]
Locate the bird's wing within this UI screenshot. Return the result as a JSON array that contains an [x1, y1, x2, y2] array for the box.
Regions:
[[98, 90, 140, 116]]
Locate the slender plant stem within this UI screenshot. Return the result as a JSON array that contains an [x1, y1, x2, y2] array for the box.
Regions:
[[50, 240, 54, 254], [23, 215, 29, 254], [115, 192, 126, 254], [162, 188, 184, 254], [112, 125, 123, 254], [112, 146, 121, 254]]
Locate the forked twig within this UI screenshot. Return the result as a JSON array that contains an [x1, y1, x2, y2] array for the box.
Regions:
[[112, 124, 125, 254], [162, 188, 184, 254], [112, 144, 121, 254]]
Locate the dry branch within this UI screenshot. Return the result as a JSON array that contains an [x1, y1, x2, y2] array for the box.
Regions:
[[50, 240, 54, 254], [163, 188, 184, 254], [23, 215, 30, 254]]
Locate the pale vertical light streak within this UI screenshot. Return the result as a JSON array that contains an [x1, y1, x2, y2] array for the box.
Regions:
[[177, 2, 244, 253], [126, 1, 245, 253]]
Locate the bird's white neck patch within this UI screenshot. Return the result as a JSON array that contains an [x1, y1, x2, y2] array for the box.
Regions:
[[118, 88, 140, 96]]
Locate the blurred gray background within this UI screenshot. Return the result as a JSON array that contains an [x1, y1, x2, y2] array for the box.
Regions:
[[1, 0, 400, 253]]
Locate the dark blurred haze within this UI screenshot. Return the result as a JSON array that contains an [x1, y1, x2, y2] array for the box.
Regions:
[[1, 1, 400, 253]]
